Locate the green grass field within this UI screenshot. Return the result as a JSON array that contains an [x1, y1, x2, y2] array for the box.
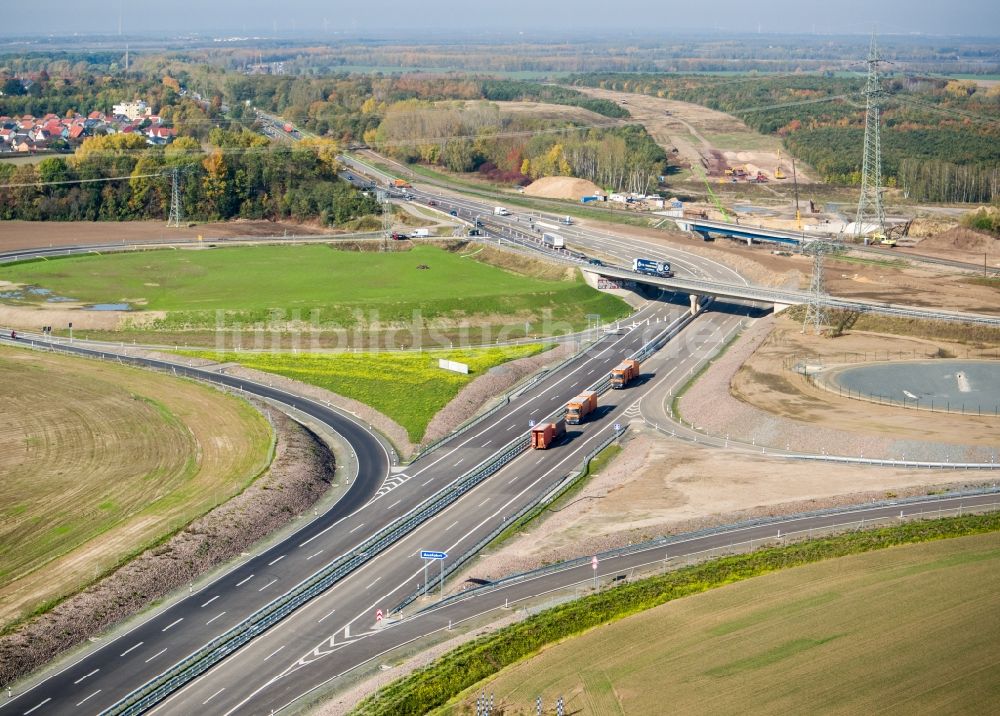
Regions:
[[0, 244, 628, 332], [442, 531, 1000, 715], [178, 344, 550, 442]]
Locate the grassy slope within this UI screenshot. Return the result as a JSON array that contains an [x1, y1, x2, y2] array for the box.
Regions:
[[0, 244, 628, 330], [449, 531, 1000, 716], [352, 513, 1000, 716], [0, 346, 272, 629], [179, 344, 550, 443]]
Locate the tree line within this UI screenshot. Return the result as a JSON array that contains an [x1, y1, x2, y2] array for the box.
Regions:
[[0, 130, 379, 224]]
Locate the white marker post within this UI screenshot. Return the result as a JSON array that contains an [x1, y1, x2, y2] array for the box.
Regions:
[[592, 555, 599, 591]]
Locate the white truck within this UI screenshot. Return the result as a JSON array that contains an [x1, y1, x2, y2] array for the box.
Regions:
[[493, 206, 511, 216], [411, 228, 430, 238], [542, 232, 565, 249]]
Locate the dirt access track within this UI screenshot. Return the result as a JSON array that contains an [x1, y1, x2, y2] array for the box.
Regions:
[[574, 86, 815, 183]]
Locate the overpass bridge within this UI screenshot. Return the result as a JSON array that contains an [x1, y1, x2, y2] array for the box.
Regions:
[[585, 264, 1000, 327], [674, 216, 819, 246]]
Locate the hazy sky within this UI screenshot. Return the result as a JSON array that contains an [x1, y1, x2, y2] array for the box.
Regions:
[[3, 0, 999, 37]]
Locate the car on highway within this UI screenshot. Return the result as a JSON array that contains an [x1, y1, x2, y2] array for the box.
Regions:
[[449, 210, 458, 216], [588, 258, 604, 266], [428, 200, 438, 206], [391, 232, 409, 240]]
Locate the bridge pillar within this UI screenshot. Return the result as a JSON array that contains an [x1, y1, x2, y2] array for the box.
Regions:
[[689, 294, 701, 315], [696, 230, 711, 241], [773, 301, 794, 314]]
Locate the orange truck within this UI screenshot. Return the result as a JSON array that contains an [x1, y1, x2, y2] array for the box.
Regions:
[[565, 391, 598, 425], [530, 419, 566, 449], [610, 359, 640, 389], [392, 178, 411, 188]]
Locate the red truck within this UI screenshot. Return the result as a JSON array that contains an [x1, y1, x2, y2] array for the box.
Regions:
[[530, 419, 566, 449], [282, 122, 294, 133], [565, 391, 598, 425], [610, 359, 640, 389]]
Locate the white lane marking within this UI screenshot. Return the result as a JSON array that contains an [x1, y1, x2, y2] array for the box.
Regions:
[[206, 612, 226, 625], [421, 478, 434, 486], [365, 577, 381, 590], [263, 645, 286, 661], [120, 641, 143, 656], [73, 669, 99, 684], [453, 458, 464, 467], [24, 698, 51, 714], [529, 408, 540, 415], [235, 574, 255, 587], [318, 608, 337, 623], [505, 424, 516, 430], [387, 499, 401, 510], [258, 579, 278, 592], [478, 497, 491, 507], [480, 440, 492, 447], [445, 520, 458, 531], [349, 523, 365, 534], [161, 618, 183, 632], [509, 475, 520, 484], [200, 595, 219, 607], [145, 648, 167, 663], [267, 555, 285, 566], [203, 688, 225, 705], [75, 690, 101, 707], [307, 551, 323, 560]]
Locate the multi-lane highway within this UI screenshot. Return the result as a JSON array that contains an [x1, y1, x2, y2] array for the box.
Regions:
[[2, 154, 997, 715]]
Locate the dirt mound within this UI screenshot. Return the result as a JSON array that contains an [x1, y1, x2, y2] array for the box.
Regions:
[[917, 226, 999, 254], [523, 176, 602, 200]]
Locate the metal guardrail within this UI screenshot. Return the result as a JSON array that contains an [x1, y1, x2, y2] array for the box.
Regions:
[[418, 486, 1000, 615], [101, 432, 532, 715]]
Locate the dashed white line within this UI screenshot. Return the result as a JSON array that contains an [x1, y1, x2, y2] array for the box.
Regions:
[[478, 497, 491, 507], [258, 578, 278, 592], [206, 612, 226, 625], [235, 574, 254, 587], [421, 478, 434, 486], [145, 648, 167, 663], [349, 523, 365, 534], [445, 520, 458, 531], [161, 618, 183, 632], [200, 595, 219, 607], [307, 550, 323, 560], [365, 577, 381, 590], [203, 688, 225, 705], [318, 608, 337, 623], [480, 440, 492, 447], [24, 698, 51, 714], [267, 555, 285, 566], [508, 475, 520, 484], [387, 499, 401, 510], [73, 669, 99, 684], [529, 408, 540, 415], [263, 645, 286, 661], [119, 641, 143, 657], [505, 424, 516, 431], [75, 690, 101, 707], [453, 458, 464, 467]]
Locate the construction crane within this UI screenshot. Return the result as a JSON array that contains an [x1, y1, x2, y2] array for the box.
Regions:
[[775, 149, 786, 180], [693, 164, 731, 222]]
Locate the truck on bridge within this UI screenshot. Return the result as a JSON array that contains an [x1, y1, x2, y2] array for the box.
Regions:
[[610, 359, 641, 389], [633, 257, 673, 278], [565, 391, 598, 425]]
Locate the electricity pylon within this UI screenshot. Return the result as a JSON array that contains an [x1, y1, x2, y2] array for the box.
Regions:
[[800, 238, 839, 335], [166, 167, 182, 228], [854, 32, 887, 240], [377, 189, 391, 251]]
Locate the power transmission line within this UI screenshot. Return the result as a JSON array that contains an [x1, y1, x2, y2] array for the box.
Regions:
[[167, 167, 182, 228], [854, 32, 887, 240]]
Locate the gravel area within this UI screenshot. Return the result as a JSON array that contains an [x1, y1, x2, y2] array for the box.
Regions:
[[0, 409, 334, 687], [679, 316, 997, 463]]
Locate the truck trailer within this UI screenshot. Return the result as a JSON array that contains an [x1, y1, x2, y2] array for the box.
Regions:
[[633, 257, 673, 277], [392, 178, 412, 188], [530, 419, 566, 449], [542, 232, 565, 249], [610, 359, 641, 389], [565, 391, 598, 425]]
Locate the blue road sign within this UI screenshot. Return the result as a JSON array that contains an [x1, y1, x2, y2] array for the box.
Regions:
[[420, 550, 447, 560]]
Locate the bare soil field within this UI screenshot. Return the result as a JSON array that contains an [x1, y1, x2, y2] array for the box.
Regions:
[[491, 101, 611, 125], [909, 225, 1000, 267], [452, 531, 1000, 715], [0, 219, 327, 252], [0, 345, 272, 630], [574, 86, 815, 183]]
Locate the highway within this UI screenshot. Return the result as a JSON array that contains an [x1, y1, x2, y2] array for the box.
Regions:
[[2, 152, 995, 715]]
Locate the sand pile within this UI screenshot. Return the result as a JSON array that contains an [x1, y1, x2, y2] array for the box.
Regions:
[[523, 176, 603, 200]]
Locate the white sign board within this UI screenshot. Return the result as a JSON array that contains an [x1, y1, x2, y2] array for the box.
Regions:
[[438, 359, 469, 375]]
